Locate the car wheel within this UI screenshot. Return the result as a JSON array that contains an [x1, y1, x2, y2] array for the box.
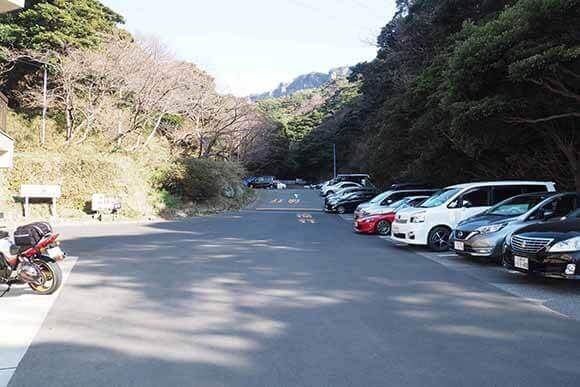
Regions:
[[376, 220, 391, 236], [428, 226, 451, 251], [337, 205, 346, 214]]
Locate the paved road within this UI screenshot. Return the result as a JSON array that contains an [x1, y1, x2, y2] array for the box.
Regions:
[[6, 189, 580, 386]]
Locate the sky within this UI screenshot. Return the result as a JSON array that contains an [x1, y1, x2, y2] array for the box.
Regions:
[[100, 0, 396, 96]]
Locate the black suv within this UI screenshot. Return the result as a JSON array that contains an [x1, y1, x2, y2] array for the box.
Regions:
[[249, 176, 275, 189]]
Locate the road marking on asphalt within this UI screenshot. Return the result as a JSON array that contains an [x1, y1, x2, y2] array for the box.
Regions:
[[339, 214, 354, 222], [270, 199, 283, 204], [255, 208, 324, 212], [0, 257, 78, 387], [297, 213, 316, 224]]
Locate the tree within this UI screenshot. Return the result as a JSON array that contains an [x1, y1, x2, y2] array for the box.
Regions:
[[0, 0, 124, 51], [446, 0, 580, 189]]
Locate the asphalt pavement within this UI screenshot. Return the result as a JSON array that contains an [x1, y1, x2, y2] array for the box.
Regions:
[[5, 189, 580, 386]]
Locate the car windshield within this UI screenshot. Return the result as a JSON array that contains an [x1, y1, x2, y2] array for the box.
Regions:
[[342, 193, 358, 200], [420, 188, 461, 208], [399, 198, 426, 209], [388, 198, 410, 209], [486, 195, 547, 216], [369, 191, 391, 204]]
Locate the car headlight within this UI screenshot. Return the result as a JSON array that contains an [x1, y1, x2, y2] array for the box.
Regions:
[[476, 223, 507, 234], [410, 213, 426, 223], [549, 237, 580, 253]]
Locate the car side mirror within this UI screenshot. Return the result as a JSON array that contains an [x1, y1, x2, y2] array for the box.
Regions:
[[462, 200, 473, 208]]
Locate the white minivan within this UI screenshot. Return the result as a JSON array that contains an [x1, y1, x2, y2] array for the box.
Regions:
[[391, 181, 557, 251]]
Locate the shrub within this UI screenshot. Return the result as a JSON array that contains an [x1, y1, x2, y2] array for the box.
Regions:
[[157, 158, 246, 202]]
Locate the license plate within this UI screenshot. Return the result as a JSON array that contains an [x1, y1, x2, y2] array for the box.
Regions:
[[454, 241, 464, 251], [47, 246, 64, 259], [514, 256, 529, 270]]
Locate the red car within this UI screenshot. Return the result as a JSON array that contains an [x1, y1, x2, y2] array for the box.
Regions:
[[354, 196, 429, 236], [355, 212, 397, 235]]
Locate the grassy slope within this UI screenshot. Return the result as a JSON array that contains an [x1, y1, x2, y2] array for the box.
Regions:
[[0, 111, 252, 222]]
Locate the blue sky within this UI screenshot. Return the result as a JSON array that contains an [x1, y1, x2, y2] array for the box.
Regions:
[[100, 0, 396, 96]]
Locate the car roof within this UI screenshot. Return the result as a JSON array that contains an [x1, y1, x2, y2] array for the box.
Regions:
[[445, 181, 555, 189]]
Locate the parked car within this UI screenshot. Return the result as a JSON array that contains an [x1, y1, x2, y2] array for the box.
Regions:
[[319, 174, 372, 191], [249, 176, 275, 189], [325, 190, 378, 214], [320, 181, 362, 197], [242, 176, 256, 187], [391, 181, 557, 251], [354, 189, 438, 219], [354, 196, 428, 236], [503, 207, 580, 279], [333, 174, 371, 185], [451, 192, 580, 260], [326, 186, 377, 203]]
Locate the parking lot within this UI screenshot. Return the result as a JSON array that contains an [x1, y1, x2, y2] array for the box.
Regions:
[[338, 212, 580, 320], [3, 189, 580, 387]]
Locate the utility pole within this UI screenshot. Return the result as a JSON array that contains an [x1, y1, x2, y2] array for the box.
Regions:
[[333, 143, 337, 178], [41, 64, 48, 146]]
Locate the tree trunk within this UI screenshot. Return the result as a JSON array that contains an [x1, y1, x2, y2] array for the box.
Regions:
[[144, 112, 166, 148], [548, 130, 580, 191], [573, 153, 580, 191], [65, 108, 73, 142]]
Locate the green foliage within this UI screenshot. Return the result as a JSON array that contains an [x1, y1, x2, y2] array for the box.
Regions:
[[278, 0, 580, 190], [256, 80, 361, 179], [0, 0, 124, 50]]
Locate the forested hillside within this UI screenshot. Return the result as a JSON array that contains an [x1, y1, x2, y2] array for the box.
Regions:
[[261, 0, 580, 190], [0, 0, 283, 220]]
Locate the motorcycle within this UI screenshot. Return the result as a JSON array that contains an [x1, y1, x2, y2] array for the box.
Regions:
[[0, 226, 65, 296]]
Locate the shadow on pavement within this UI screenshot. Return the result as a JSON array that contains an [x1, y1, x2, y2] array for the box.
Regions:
[[8, 213, 580, 386]]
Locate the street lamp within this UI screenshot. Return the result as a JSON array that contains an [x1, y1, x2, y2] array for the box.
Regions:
[[333, 143, 337, 179]]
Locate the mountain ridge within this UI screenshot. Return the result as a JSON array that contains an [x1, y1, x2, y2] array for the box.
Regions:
[[250, 66, 351, 101]]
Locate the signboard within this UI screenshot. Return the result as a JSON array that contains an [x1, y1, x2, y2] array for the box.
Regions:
[[20, 185, 61, 198], [92, 194, 121, 212], [20, 184, 61, 219]]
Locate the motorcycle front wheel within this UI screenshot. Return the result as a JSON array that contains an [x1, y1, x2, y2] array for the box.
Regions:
[[29, 260, 62, 295]]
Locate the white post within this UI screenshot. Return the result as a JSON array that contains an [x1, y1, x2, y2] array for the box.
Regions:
[[51, 197, 57, 219], [41, 65, 48, 146], [24, 196, 29, 219]]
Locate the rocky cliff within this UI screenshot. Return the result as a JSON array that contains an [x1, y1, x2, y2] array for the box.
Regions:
[[251, 66, 351, 101]]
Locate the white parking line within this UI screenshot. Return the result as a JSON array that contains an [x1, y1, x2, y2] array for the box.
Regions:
[[0, 257, 77, 387]]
